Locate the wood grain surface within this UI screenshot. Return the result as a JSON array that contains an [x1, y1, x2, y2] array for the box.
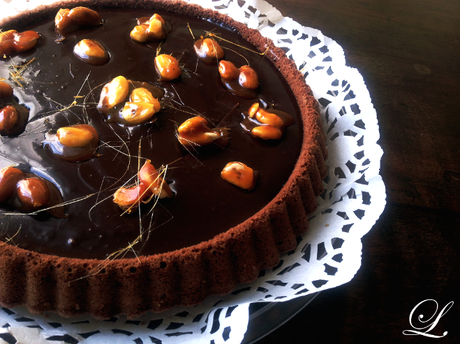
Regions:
[[253, 0, 460, 343]]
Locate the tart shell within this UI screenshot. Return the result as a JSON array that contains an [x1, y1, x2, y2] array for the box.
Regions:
[[0, 0, 327, 318]]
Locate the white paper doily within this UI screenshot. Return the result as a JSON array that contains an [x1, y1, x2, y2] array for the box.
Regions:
[[0, 0, 386, 343]]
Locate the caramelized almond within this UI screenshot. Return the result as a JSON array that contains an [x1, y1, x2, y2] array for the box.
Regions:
[[221, 162, 257, 191], [69, 7, 102, 27], [248, 103, 284, 128], [218, 60, 239, 80], [0, 105, 19, 134], [55, 9, 73, 36], [130, 87, 160, 111], [177, 116, 227, 147], [16, 177, 50, 211], [147, 16, 167, 40], [13, 30, 40, 53], [155, 54, 181, 81], [0, 30, 17, 55], [0, 81, 14, 98], [194, 37, 224, 63], [239, 65, 259, 89], [74, 39, 109, 65], [121, 102, 157, 125], [130, 13, 167, 43], [0, 166, 24, 202], [113, 183, 149, 213], [56, 124, 99, 148], [98, 75, 130, 112], [130, 25, 150, 43], [139, 160, 172, 199], [56, 7, 102, 37], [251, 125, 283, 140], [0, 29, 40, 55]]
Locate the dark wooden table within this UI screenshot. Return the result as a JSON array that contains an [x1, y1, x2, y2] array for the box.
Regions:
[[251, 0, 460, 343]]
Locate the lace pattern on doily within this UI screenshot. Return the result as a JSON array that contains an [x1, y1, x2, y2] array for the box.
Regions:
[[0, 0, 386, 343]]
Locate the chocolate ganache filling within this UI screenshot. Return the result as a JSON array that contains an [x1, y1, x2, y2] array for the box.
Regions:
[[0, 6, 303, 259]]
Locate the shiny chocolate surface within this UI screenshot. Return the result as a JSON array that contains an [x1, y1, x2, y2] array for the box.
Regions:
[[0, 8, 302, 259]]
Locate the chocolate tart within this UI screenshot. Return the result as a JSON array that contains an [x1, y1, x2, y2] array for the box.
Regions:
[[0, 0, 327, 318]]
